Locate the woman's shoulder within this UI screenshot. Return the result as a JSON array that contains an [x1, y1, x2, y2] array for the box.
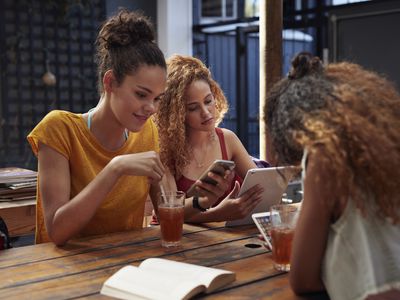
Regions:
[[217, 127, 241, 146], [216, 127, 246, 161], [28, 110, 86, 145], [217, 127, 237, 139], [28, 110, 82, 158], [41, 110, 81, 125]]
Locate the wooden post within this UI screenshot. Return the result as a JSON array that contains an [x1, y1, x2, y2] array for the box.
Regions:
[[259, 0, 283, 160]]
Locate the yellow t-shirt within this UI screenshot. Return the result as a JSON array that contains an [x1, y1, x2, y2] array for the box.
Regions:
[[27, 110, 159, 243]]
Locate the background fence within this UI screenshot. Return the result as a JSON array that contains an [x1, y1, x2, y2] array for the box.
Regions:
[[0, 0, 105, 169]]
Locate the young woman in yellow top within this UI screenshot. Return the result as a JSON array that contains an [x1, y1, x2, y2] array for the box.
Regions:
[[27, 10, 230, 246]]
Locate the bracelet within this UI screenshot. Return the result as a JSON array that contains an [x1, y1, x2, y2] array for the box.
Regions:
[[192, 195, 207, 212]]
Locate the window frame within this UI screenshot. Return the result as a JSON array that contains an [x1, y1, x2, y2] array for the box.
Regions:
[[200, 0, 238, 24]]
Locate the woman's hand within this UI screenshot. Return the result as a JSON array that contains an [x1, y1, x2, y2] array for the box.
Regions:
[[112, 151, 165, 183], [192, 169, 235, 207], [212, 182, 263, 221]]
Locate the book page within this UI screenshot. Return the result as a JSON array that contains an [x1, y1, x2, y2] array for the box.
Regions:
[[139, 258, 235, 293], [101, 265, 206, 300], [0, 167, 37, 182]]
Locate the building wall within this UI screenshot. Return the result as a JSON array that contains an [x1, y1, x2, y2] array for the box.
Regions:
[[105, 0, 157, 24], [0, 0, 105, 169]]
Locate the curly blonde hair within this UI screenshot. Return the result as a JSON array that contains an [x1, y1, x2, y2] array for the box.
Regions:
[[265, 52, 400, 223], [154, 55, 229, 178]]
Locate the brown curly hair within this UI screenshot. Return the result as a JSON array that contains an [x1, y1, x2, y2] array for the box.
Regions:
[[154, 55, 229, 178], [95, 9, 166, 95], [264, 52, 400, 223]]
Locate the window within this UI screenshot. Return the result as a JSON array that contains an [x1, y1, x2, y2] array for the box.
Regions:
[[332, 0, 369, 5], [244, 0, 259, 17], [200, 0, 237, 23]]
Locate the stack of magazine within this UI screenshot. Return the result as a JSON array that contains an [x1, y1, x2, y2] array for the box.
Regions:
[[0, 167, 37, 202]]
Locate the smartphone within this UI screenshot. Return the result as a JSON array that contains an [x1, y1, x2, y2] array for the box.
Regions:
[[252, 211, 273, 250], [186, 159, 236, 197]]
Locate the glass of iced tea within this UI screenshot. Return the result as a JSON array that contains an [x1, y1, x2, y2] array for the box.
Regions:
[[157, 191, 185, 248], [269, 204, 299, 271]]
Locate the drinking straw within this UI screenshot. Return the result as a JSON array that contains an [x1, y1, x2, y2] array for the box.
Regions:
[[159, 182, 166, 197]]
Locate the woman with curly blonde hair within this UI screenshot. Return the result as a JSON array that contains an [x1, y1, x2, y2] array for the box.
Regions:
[[156, 55, 263, 223], [264, 52, 400, 299]]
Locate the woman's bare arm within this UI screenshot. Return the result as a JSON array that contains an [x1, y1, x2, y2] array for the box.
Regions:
[[222, 128, 257, 178], [289, 151, 334, 294], [38, 143, 164, 246]]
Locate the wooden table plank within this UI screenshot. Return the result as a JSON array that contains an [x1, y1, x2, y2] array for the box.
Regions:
[[0, 238, 267, 299], [0, 223, 235, 268], [0, 246, 327, 300], [0, 223, 324, 300], [0, 226, 260, 289], [204, 275, 329, 300]]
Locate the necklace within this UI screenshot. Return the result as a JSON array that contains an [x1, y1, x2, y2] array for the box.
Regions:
[[192, 150, 207, 168], [190, 131, 216, 168]]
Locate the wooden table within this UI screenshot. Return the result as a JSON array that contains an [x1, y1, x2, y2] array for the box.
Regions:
[[0, 223, 329, 299]]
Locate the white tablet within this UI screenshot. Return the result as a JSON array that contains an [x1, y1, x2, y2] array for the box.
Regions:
[[225, 166, 297, 227]]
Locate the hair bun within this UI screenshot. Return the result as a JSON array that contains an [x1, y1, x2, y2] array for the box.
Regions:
[[288, 52, 323, 79], [100, 10, 155, 50]]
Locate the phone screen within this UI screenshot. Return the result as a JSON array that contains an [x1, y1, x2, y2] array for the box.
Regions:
[[186, 160, 235, 196], [199, 160, 235, 185]]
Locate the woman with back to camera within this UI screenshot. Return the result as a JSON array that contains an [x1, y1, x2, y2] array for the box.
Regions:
[[27, 11, 230, 246], [156, 55, 263, 223], [264, 52, 400, 299]]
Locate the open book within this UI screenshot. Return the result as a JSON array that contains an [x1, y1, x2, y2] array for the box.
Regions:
[[100, 258, 236, 300]]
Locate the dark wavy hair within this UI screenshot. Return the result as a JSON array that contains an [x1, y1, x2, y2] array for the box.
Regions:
[[95, 9, 166, 94], [264, 52, 400, 223]]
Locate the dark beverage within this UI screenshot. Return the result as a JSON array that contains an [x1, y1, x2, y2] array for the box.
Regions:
[[270, 227, 294, 267], [158, 205, 184, 247]]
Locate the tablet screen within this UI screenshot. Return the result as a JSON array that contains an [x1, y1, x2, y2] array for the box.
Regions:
[[225, 166, 297, 227]]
